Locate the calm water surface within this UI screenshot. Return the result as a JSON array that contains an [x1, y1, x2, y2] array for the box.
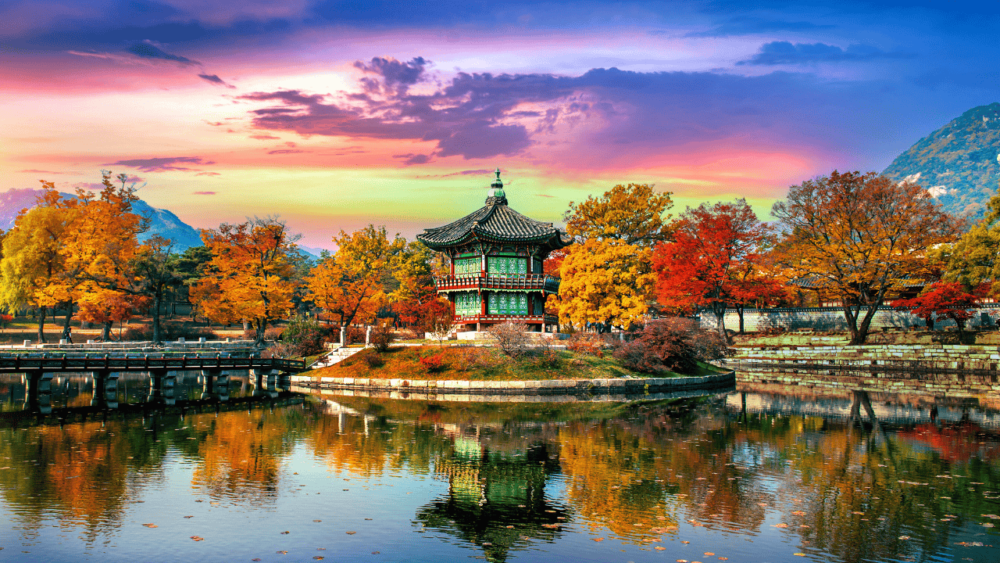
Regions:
[[1, 374, 998, 563]]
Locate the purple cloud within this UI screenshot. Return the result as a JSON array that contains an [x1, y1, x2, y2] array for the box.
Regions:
[[393, 153, 432, 165], [126, 41, 198, 65], [354, 56, 428, 94], [198, 73, 235, 88], [738, 42, 911, 65], [237, 59, 928, 165], [110, 156, 214, 172]]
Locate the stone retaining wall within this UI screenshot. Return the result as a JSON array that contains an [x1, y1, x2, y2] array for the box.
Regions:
[[730, 343, 1000, 370], [295, 386, 732, 403], [726, 344, 1000, 398], [700, 306, 1000, 333], [289, 371, 735, 396]]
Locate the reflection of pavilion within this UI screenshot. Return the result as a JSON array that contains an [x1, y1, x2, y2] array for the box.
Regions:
[[415, 431, 567, 563]]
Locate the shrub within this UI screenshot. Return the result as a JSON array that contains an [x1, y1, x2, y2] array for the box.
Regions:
[[281, 316, 330, 356], [487, 321, 531, 359], [370, 320, 395, 353], [262, 342, 298, 359], [347, 326, 366, 345], [419, 352, 445, 372], [361, 350, 384, 368], [0, 314, 12, 331], [566, 332, 610, 357], [536, 347, 561, 369], [613, 317, 726, 375]]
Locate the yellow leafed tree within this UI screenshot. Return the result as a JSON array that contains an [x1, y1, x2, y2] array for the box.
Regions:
[[0, 184, 80, 343], [555, 239, 655, 331], [305, 225, 405, 329]]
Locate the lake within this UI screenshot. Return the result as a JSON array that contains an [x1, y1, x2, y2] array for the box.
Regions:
[[1, 373, 998, 562]]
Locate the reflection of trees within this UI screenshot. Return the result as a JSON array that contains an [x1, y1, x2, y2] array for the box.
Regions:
[[0, 418, 167, 542], [0, 402, 311, 542], [189, 408, 308, 502]]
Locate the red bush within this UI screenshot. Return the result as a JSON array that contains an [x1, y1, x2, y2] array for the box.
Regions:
[[613, 317, 726, 374], [419, 352, 445, 373]]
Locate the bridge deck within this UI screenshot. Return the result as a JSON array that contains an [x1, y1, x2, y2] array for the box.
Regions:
[[0, 355, 304, 373]]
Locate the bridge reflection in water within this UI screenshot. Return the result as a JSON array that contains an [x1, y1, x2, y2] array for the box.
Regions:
[[0, 360, 299, 424]]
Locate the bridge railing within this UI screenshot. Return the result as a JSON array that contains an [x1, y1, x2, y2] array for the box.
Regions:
[[0, 354, 305, 373]]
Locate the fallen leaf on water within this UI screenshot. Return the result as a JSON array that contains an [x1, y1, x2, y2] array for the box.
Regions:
[[899, 536, 911, 540], [313, 520, 322, 523], [190, 536, 204, 542], [676, 560, 688, 562], [719, 558, 728, 561], [542, 524, 560, 529], [276, 551, 287, 555], [281, 531, 290, 535], [794, 553, 807, 557], [655, 546, 666, 551], [774, 523, 789, 528], [852, 511, 864, 515], [365, 518, 373, 521], [704, 553, 715, 556], [142, 523, 157, 528], [183, 516, 194, 519], [593, 538, 605, 542], [982, 523, 995, 528], [682, 541, 690, 544], [252, 559, 261, 562], [505, 525, 514, 529], [371, 551, 380, 555], [313, 557, 324, 561], [792, 511, 806, 516], [346, 531, 356, 535]]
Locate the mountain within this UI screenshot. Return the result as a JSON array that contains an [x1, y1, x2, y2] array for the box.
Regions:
[[0, 188, 203, 250], [883, 102, 1000, 218]]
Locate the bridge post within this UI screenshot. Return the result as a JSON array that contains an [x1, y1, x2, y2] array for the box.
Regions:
[[203, 369, 229, 402], [27, 372, 54, 415], [92, 370, 120, 409], [149, 370, 176, 406]]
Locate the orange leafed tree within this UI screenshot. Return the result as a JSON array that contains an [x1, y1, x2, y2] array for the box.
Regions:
[[63, 171, 150, 340], [195, 217, 299, 345], [772, 171, 960, 344], [652, 199, 783, 339]]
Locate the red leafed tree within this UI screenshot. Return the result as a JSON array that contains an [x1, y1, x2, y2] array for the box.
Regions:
[[894, 281, 979, 331], [652, 199, 781, 339]]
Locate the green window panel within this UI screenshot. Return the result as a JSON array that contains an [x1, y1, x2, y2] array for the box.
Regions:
[[455, 292, 481, 316], [488, 257, 527, 276], [455, 257, 479, 276], [487, 292, 529, 315]]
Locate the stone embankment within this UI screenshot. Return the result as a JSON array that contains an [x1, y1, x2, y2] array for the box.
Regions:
[[724, 344, 1000, 398], [290, 371, 735, 398]]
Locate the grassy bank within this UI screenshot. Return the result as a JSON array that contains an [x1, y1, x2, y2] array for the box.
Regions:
[[310, 345, 725, 381]]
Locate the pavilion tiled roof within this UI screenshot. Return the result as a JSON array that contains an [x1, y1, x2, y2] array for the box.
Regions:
[[418, 200, 572, 249], [417, 170, 572, 251]]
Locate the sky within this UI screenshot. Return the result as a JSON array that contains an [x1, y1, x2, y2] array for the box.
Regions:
[[2, 0, 999, 250]]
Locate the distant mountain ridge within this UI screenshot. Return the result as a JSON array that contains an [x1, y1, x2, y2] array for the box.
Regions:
[[883, 102, 1000, 218], [0, 188, 203, 250]]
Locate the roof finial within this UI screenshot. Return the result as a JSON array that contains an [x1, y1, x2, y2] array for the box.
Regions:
[[486, 167, 507, 205]]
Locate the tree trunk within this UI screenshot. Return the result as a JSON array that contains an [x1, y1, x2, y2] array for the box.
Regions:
[[254, 319, 267, 347], [101, 321, 112, 341], [713, 305, 728, 342], [36, 307, 46, 344], [61, 302, 73, 341], [152, 294, 162, 344], [845, 304, 878, 345], [736, 306, 745, 334]]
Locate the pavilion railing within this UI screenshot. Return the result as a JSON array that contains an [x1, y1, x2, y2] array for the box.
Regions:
[[434, 274, 560, 292]]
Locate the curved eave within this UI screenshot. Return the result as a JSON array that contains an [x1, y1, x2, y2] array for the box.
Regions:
[[418, 229, 572, 251]]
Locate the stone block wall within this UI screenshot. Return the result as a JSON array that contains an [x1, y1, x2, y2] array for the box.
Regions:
[[700, 306, 1000, 333], [724, 344, 1000, 398]]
